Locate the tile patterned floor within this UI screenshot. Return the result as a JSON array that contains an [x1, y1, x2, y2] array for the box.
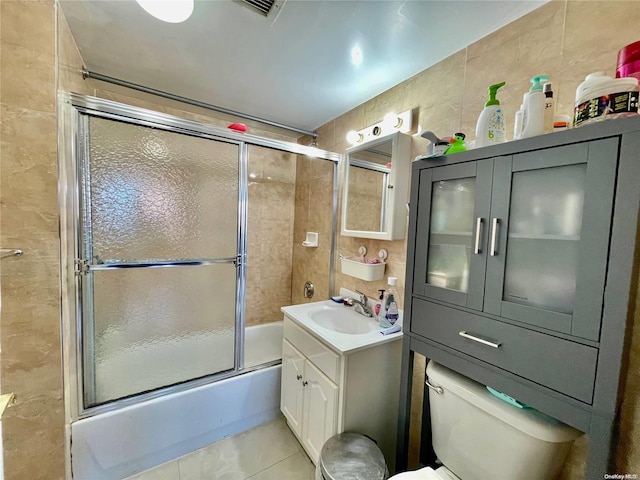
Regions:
[[124, 416, 315, 480]]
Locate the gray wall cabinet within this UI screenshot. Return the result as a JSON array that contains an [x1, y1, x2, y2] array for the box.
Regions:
[[396, 116, 640, 479]]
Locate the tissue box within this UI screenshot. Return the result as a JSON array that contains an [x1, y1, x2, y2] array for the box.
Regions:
[[340, 257, 386, 281], [428, 271, 463, 290]]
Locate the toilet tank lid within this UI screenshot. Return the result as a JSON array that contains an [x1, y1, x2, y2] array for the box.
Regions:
[[426, 362, 582, 443]]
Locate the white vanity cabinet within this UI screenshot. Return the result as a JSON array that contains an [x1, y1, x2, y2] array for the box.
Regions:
[[281, 315, 402, 471]]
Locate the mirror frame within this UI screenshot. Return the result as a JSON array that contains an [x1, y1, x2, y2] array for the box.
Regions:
[[341, 131, 411, 240]]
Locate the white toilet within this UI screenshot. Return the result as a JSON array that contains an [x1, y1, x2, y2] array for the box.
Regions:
[[391, 361, 582, 480]]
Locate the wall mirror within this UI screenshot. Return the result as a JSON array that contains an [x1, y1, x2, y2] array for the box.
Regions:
[[341, 131, 411, 240]]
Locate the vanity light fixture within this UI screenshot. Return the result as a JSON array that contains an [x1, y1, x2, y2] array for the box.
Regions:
[[346, 109, 413, 145], [136, 0, 194, 23]]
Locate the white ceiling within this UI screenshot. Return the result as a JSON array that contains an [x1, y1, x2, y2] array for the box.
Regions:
[[60, 0, 546, 134]]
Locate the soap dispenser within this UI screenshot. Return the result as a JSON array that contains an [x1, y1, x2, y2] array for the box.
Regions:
[[475, 81, 506, 147], [520, 75, 549, 139], [380, 277, 399, 328]]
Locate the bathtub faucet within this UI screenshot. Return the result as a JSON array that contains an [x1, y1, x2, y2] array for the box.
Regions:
[[352, 291, 374, 317]]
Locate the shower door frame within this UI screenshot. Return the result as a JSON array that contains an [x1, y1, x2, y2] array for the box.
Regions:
[[59, 93, 341, 421]]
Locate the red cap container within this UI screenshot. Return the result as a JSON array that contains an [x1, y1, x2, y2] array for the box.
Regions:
[[617, 40, 640, 80]]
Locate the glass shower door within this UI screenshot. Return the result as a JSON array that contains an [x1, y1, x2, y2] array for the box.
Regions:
[[80, 116, 241, 407]]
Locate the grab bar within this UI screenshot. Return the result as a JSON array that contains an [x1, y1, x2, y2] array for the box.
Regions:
[[1, 248, 23, 259]]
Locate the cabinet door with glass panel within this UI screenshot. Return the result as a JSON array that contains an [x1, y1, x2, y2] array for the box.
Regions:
[[484, 139, 618, 341], [413, 160, 493, 310]]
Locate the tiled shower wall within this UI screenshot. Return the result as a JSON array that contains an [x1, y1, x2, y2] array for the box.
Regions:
[[314, 1, 640, 477], [1, 1, 65, 479]]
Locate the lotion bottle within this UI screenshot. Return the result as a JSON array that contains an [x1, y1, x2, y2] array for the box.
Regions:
[[520, 75, 549, 139], [475, 81, 506, 147]]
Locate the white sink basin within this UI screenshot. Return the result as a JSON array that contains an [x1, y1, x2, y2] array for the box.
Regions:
[[308, 304, 378, 335], [281, 296, 402, 354]]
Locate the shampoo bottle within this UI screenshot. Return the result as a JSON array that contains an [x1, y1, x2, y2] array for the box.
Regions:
[[520, 75, 549, 139], [475, 81, 506, 147]]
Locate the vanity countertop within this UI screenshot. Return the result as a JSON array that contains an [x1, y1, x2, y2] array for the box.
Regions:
[[281, 299, 403, 355]]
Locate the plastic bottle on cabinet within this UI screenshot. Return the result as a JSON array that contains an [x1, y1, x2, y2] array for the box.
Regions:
[[475, 81, 507, 148], [520, 75, 549, 139], [543, 82, 555, 133], [380, 277, 399, 328], [513, 93, 527, 140]]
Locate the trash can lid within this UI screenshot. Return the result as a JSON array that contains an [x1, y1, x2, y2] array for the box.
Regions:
[[319, 433, 388, 480]]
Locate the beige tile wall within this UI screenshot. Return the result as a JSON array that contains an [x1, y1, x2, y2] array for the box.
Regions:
[[246, 145, 296, 326], [0, 1, 66, 479], [291, 155, 335, 305], [314, 0, 640, 476]]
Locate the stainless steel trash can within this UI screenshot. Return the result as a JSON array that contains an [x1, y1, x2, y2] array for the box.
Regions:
[[316, 432, 389, 480]]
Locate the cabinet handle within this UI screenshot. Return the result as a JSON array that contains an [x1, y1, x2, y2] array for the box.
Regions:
[[296, 374, 302, 381], [490, 218, 500, 256], [425, 379, 443, 395], [302, 380, 308, 387], [474, 217, 483, 254], [459, 331, 501, 348]]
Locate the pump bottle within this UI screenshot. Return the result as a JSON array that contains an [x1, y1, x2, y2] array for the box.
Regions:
[[543, 82, 555, 133], [380, 277, 399, 328], [475, 81, 506, 147], [520, 75, 549, 139]]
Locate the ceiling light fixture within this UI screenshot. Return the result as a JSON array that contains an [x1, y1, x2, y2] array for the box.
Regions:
[[350, 45, 363, 66], [136, 0, 194, 23], [346, 109, 413, 145]]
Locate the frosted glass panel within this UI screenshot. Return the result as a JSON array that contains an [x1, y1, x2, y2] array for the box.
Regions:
[[427, 178, 475, 292], [88, 117, 239, 261], [503, 164, 586, 314], [89, 264, 236, 406]]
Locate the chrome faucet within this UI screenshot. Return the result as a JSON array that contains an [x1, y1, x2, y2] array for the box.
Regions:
[[352, 290, 374, 317]]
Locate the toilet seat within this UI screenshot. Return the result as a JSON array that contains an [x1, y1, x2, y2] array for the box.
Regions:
[[389, 466, 459, 480]]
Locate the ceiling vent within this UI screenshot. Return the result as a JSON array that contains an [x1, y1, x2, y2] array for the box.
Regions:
[[236, 0, 283, 17]]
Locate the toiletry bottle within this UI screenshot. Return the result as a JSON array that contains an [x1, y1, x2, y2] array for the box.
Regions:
[[520, 75, 549, 139], [543, 82, 554, 133], [380, 277, 399, 328], [374, 289, 385, 321], [513, 93, 527, 140], [475, 81, 506, 148]]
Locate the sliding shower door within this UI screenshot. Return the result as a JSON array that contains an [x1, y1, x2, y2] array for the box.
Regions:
[[78, 116, 242, 408]]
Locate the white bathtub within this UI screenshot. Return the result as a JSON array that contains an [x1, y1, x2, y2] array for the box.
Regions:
[[245, 321, 283, 368], [72, 322, 283, 480]]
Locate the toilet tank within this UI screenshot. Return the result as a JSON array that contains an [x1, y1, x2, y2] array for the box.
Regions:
[[426, 361, 582, 480]]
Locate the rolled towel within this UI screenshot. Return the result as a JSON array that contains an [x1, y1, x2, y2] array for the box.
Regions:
[[380, 323, 401, 335]]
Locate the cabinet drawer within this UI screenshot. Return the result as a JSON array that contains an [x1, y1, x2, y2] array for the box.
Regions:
[[284, 317, 341, 383], [411, 298, 597, 403]]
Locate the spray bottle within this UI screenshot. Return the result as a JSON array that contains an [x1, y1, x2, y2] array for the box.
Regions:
[[475, 81, 506, 147], [520, 75, 549, 139]]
